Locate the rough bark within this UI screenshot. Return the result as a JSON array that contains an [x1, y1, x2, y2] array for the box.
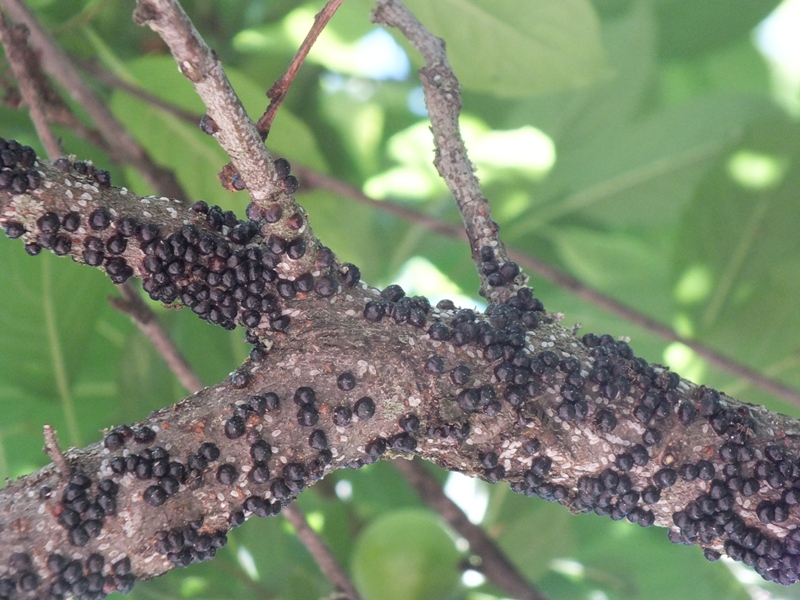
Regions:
[[1, 156, 800, 598]]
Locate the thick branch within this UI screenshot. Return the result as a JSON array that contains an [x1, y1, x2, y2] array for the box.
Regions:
[[3, 160, 800, 595]]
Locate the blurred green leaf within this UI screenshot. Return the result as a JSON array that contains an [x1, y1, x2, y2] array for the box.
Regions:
[[401, 0, 610, 97], [654, 0, 780, 59], [516, 94, 780, 234], [0, 243, 109, 399]]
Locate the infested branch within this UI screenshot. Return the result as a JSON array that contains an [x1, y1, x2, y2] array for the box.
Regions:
[[3, 159, 800, 595]]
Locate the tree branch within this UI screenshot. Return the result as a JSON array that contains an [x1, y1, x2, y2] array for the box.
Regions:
[[3, 157, 800, 594], [294, 166, 800, 408], [373, 0, 527, 304], [256, 0, 345, 138], [283, 504, 362, 600], [132, 0, 278, 202], [2, 1, 800, 598], [0, 11, 60, 158]]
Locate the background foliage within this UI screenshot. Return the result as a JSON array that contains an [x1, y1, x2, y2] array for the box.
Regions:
[[2, 0, 800, 598]]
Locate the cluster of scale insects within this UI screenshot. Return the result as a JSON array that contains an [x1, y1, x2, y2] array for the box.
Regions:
[[369, 262, 800, 586], [0, 138, 45, 195], [4, 141, 800, 593], [1, 146, 362, 359]]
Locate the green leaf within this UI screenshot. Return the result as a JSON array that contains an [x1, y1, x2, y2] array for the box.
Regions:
[[400, 0, 609, 97], [0, 243, 111, 441], [490, 492, 577, 582], [654, 0, 780, 59], [352, 508, 462, 600], [548, 226, 674, 319], [498, 0, 658, 142], [515, 94, 780, 234]]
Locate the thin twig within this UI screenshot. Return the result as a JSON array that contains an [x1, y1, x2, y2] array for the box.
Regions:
[[394, 458, 548, 600], [109, 283, 204, 395], [282, 504, 362, 600], [42, 425, 70, 475], [255, 0, 345, 137], [132, 0, 279, 203], [0, 0, 186, 198], [373, 0, 526, 304], [0, 12, 61, 158]]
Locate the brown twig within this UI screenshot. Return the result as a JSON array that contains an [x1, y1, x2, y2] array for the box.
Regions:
[[255, 0, 345, 137], [42, 425, 70, 476], [372, 0, 526, 304], [283, 504, 362, 600], [0, 12, 60, 158], [108, 283, 204, 394], [132, 0, 279, 203], [394, 458, 548, 600], [0, 0, 186, 199]]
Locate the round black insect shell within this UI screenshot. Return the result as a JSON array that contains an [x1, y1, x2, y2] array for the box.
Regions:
[[103, 430, 125, 451], [364, 301, 386, 322], [315, 274, 337, 297], [337, 371, 356, 391], [250, 439, 272, 462], [199, 442, 220, 461], [309, 429, 328, 450], [297, 405, 319, 427], [595, 409, 617, 432], [143, 485, 167, 507], [134, 426, 156, 444], [294, 386, 317, 406], [89, 208, 111, 230], [333, 406, 352, 426], [274, 158, 291, 179], [653, 468, 677, 488], [37, 212, 61, 234], [230, 370, 251, 389], [216, 464, 238, 485], [354, 396, 375, 420], [425, 356, 445, 374], [340, 263, 361, 287], [224, 416, 247, 439], [389, 432, 417, 453]]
